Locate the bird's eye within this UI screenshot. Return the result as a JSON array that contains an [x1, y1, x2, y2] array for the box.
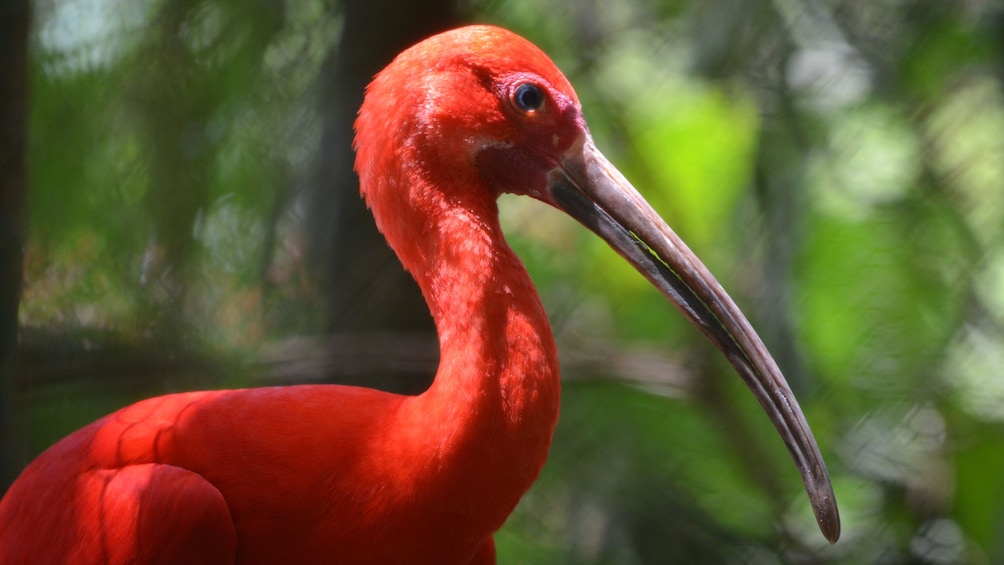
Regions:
[[511, 83, 544, 113]]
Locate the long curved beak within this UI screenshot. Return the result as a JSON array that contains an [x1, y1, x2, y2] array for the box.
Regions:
[[544, 135, 840, 544]]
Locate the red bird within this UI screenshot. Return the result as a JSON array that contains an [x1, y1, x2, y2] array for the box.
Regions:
[[0, 25, 839, 563]]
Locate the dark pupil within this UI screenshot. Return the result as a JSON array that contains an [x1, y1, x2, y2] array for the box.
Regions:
[[514, 84, 543, 111]]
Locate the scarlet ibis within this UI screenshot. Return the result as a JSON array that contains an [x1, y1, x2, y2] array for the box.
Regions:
[[0, 25, 839, 563]]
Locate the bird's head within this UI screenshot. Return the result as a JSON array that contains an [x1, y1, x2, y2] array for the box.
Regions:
[[355, 25, 586, 207], [354, 25, 840, 544]]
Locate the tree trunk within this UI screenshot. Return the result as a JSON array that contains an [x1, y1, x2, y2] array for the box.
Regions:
[[0, 0, 30, 488], [305, 0, 459, 394]]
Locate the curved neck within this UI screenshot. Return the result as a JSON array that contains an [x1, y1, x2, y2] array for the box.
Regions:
[[387, 181, 561, 522], [414, 191, 560, 433], [370, 161, 561, 428], [422, 201, 559, 427]]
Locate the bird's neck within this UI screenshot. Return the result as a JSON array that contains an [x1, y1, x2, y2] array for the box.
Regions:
[[423, 201, 560, 434], [391, 187, 561, 522]]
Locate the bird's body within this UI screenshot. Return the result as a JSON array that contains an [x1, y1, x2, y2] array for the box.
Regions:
[[0, 24, 838, 564], [1, 380, 550, 563]]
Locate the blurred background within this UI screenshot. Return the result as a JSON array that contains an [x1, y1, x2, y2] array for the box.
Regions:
[[2, 0, 1003, 562]]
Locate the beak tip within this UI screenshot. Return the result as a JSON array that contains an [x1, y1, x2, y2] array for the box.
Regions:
[[811, 490, 841, 544]]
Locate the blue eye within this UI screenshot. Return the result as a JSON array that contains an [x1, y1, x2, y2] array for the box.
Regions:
[[512, 83, 544, 112]]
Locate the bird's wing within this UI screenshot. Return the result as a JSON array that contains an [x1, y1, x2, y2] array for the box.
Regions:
[[1, 464, 237, 565]]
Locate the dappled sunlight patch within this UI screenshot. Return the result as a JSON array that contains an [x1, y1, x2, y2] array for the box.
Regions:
[[841, 403, 948, 488], [910, 518, 973, 565], [923, 76, 1004, 243], [36, 0, 150, 76], [807, 104, 920, 221], [946, 326, 1004, 423]]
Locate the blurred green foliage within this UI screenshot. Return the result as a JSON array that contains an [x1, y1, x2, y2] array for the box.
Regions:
[[11, 0, 1004, 562]]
